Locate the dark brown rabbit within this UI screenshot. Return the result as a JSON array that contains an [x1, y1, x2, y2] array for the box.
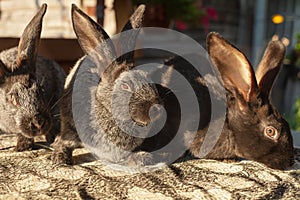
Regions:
[[0, 4, 66, 151], [163, 32, 294, 170]]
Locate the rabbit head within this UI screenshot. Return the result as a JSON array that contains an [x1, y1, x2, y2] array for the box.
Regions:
[[72, 4, 162, 131], [0, 4, 52, 138], [207, 32, 294, 169], [106, 69, 162, 126]]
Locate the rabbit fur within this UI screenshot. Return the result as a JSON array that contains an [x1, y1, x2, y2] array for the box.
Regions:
[[0, 4, 66, 151]]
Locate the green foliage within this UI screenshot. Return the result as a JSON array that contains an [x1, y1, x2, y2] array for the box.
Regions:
[[289, 97, 300, 131]]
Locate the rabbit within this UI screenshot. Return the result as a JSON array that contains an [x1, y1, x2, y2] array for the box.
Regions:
[[0, 4, 66, 151], [161, 32, 294, 170], [51, 4, 165, 165]]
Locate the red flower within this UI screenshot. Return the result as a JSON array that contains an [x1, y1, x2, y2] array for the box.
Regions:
[[206, 7, 218, 21], [201, 7, 218, 33], [176, 19, 188, 31]]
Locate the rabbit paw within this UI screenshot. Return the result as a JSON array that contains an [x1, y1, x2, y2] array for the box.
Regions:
[[45, 132, 56, 144], [15, 135, 34, 152], [50, 149, 73, 165]]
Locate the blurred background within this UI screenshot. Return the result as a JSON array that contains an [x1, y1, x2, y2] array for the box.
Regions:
[[1, 0, 300, 134]]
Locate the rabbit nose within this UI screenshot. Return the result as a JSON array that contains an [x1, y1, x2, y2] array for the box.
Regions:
[[31, 114, 45, 131]]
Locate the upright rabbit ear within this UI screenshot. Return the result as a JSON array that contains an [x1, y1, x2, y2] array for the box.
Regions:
[[101, 5, 145, 83], [16, 4, 47, 71], [116, 4, 145, 66], [207, 32, 258, 106], [0, 60, 9, 83], [255, 40, 286, 97], [71, 4, 116, 70]]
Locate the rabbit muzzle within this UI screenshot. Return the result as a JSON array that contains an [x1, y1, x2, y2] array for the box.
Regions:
[[30, 114, 46, 133], [18, 112, 52, 138]]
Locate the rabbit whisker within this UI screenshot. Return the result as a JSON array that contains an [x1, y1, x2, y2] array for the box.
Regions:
[[46, 93, 56, 109], [49, 89, 71, 111], [160, 89, 174, 100], [52, 114, 61, 117]]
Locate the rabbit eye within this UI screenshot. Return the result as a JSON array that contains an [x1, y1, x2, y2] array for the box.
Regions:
[[264, 126, 279, 141], [120, 83, 132, 92]]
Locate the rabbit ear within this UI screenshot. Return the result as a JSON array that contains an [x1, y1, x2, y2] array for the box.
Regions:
[[16, 4, 47, 70], [101, 5, 145, 83], [0, 60, 9, 82], [116, 4, 145, 66], [255, 40, 285, 97], [207, 32, 258, 105], [71, 4, 116, 68]]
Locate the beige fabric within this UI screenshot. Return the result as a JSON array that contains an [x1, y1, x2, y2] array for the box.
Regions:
[[0, 133, 299, 199]]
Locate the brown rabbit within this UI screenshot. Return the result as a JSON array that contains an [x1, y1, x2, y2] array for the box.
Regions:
[[162, 32, 294, 169], [0, 4, 66, 151]]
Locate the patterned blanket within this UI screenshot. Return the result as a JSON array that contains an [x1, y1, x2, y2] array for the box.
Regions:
[[0, 133, 299, 199]]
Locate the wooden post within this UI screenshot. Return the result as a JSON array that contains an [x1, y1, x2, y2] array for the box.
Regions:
[[114, 0, 133, 33], [97, 0, 105, 25]]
